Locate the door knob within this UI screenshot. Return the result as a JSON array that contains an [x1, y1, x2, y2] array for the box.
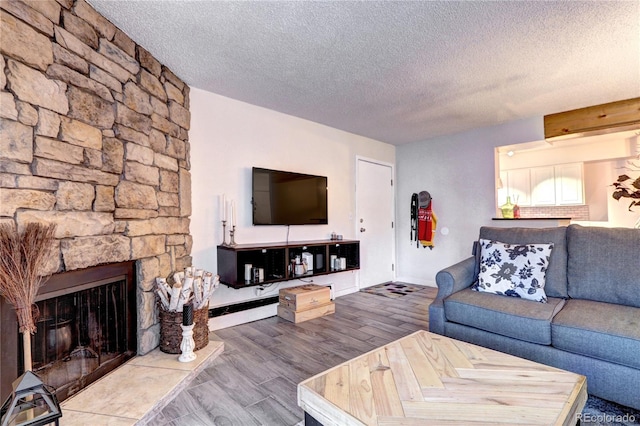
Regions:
[[360, 227, 366, 232]]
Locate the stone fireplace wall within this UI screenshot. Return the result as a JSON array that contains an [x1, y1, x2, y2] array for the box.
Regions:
[[0, 0, 192, 354]]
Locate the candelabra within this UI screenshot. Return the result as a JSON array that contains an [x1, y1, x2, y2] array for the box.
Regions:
[[221, 220, 228, 246], [229, 225, 237, 246], [178, 323, 196, 363]]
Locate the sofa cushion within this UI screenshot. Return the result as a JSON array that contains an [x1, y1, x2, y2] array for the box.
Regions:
[[552, 299, 640, 370], [444, 288, 565, 345], [566, 224, 640, 307], [478, 226, 568, 298], [474, 239, 553, 302]]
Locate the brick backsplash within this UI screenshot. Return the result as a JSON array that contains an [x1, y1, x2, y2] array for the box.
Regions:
[[519, 205, 590, 221]]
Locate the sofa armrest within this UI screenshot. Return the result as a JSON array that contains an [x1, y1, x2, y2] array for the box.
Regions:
[[429, 256, 476, 335], [436, 256, 476, 297]]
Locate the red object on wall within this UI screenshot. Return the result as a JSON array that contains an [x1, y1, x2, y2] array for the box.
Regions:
[[418, 201, 437, 249]]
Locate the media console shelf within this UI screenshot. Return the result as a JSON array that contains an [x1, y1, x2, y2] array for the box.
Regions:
[[217, 239, 360, 289]]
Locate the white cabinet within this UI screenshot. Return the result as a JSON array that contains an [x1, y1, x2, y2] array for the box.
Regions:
[[499, 162, 584, 207], [555, 163, 584, 205], [498, 169, 531, 206], [530, 166, 556, 206], [507, 168, 531, 206]]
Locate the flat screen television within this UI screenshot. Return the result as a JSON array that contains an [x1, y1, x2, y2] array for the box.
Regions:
[[252, 167, 328, 225]]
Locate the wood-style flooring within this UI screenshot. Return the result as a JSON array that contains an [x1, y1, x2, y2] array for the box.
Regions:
[[151, 285, 438, 425]]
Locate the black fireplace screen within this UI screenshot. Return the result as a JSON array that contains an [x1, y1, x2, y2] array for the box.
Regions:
[[1, 261, 136, 402], [20, 278, 133, 400]]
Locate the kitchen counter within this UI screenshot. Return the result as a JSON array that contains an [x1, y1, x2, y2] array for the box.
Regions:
[[491, 217, 571, 227]]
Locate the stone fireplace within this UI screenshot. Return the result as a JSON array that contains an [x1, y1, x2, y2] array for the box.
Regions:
[[1, 262, 137, 401], [1, 0, 192, 401]]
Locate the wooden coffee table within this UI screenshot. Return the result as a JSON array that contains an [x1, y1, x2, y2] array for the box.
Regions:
[[298, 330, 587, 425]]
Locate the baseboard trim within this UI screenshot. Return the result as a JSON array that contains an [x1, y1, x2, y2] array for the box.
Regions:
[[207, 283, 354, 331], [208, 304, 278, 331], [208, 296, 279, 318], [393, 276, 436, 287]]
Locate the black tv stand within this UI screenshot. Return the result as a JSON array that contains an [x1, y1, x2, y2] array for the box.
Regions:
[[217, 239, 360, 289]]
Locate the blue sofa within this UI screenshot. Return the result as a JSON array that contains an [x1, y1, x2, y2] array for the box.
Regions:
[[429, 224, 640, 410]]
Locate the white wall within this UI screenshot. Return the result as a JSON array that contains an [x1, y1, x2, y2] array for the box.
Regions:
[[574, 158, 640, 228], [583, 161, 610, 221], [395, 117, 544, 286], [189, 88, 395, 324]]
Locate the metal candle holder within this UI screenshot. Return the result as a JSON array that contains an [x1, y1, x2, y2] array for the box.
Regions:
[[229, 225, 237, 246], [221, 220, 228, 246]]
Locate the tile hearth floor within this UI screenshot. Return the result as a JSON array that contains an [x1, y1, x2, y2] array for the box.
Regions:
[[59, 341, 224, 425]]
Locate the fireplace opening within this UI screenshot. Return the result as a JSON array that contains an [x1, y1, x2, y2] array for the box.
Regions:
[[27, 278, 130, 400], [1, 261, 137, 402]]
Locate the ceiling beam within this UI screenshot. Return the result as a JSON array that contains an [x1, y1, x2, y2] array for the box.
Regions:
[[544, 97, 640, 141]]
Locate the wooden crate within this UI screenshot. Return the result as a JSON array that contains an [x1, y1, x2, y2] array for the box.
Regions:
[[279, 284, 331, 311], [277, 302, 335, 323]]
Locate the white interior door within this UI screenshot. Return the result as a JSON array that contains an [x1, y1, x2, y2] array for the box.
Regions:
[[356, 159, 395, 288]]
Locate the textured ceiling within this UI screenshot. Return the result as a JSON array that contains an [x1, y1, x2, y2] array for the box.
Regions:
[[88, 1, 640, 145]]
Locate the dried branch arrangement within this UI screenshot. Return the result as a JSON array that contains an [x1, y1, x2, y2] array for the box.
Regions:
[[156, 266, 219, 312], [0, 222, 56, 334]]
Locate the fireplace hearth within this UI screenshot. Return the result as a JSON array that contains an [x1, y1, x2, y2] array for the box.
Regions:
[[1, 262, 137, 402]]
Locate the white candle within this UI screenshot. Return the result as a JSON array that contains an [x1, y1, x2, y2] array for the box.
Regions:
[[220, 194, 226, 221], [230, 200, 235, 227]]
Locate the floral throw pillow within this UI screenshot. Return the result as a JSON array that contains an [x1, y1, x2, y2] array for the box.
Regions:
[[472, 239, 554, 303]]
